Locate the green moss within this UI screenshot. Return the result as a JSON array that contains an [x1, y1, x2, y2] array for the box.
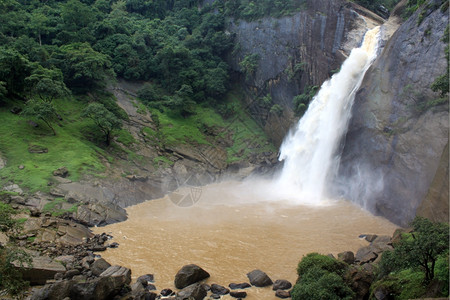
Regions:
[[42, 197, 78, 217], [153, 156, 174, 168], [0, 98, 106, 192], [115, 129, 136, 147], [370, 270, 426, 299]]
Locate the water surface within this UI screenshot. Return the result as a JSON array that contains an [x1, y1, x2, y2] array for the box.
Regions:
[[94, 180, 398, 299]]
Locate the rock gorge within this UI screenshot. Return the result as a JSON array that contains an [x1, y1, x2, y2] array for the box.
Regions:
[[227, 0, 449, 226]]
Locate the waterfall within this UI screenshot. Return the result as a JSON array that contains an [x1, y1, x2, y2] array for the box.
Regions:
[[276, 26, 381, 203]]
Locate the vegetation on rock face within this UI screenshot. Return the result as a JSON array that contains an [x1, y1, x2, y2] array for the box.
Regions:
[[374, 217, 449, 298], [291, 253, 354, 300]]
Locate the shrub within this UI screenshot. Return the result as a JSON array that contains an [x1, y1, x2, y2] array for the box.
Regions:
[[292, 265, 354, 300], [292, 253, 353, 300], [0, 247, 32, 295], [297, 253, 347, 277]]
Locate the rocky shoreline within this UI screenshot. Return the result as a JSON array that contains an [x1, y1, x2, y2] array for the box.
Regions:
[[0, 186, 404, 300], [23, 225, 403, 300]]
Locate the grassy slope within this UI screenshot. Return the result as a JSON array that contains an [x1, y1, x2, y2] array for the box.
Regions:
[[0, 98, 106, 193], [0, 86, 276, 193]]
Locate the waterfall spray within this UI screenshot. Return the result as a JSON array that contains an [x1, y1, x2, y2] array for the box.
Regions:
[[276, 27, 381, 203]]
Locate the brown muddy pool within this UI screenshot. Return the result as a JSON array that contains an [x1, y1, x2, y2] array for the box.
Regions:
[[93, 180, 398, 299]]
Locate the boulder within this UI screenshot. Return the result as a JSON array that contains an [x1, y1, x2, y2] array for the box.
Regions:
[[355, 246, 378, 264], [160, 288, 174, 296], [73, 202, 127, 227], [70, 276, 127, 300], [137, 274, 155, 286], [18, 255, 66, 285], [346, 266, 375, 300], [53, 167, 69, 177], [230, 291, 247, 298], [99, 265, 132, 286], [29, 145, 48, 154], [91, 258, 111, 276], [275, 289, 291, 298], [210, 283, 229, 295], [337, 251, 355, 264], [272, 279, 292, 290], [30, 279, 74, 300], [176, 283, 207, 300], [364, 234, 378, 242], [0, 232, 9, 247], [247, 269, 273, 287], [174, 264, 210, 289], [229, 282, 251, 289]]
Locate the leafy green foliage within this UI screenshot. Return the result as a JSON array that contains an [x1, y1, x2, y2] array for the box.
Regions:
[[377, 217, 449, 297], [239, 53, 260, 80], [82, 102, 122, 145], [21, 99, 58, 135], [292, 253, 353, 300], [25, 65, 70, 102], [296, 253, 348, 277], [293, 85, 318, 116], [370, 269, 427, 300], [0, 99, 106, 192], [0, 247, 32, 296], [353, 0, 400, 17], [216, 0, 308, 20], [0, 203, 17, 233], [42, 197, 78, 217]]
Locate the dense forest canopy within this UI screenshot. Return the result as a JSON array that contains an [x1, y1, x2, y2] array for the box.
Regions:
[[0, 0, 402, 116]]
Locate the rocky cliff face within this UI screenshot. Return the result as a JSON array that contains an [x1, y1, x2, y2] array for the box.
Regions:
[[336, 2, 449, 226], [227, 0, 383, 146]]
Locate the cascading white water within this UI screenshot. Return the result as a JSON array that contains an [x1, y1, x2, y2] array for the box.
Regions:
[[276, 26, 381, 203]]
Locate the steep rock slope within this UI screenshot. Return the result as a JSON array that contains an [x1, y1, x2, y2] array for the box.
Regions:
[[337, 2, 449, 226], [227, 0, 384, 146]]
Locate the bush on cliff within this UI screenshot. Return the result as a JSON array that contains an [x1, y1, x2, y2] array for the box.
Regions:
[[375, 217, 449, 298], [291, 253, 354, 300]]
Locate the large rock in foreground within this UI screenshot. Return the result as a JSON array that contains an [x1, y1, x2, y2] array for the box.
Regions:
[[247, 269, 273, 287], [174, 264, 210, 289]]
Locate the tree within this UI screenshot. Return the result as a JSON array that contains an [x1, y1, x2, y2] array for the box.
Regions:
[[82, 102, 122, 145], [54, 43, 114, 91], [25, 65, 70, 102], [291, 253, 354, 300], [379, 217, 449, 283], [0, 47, 31, 96], [21, 99, 58, 135], [239, 53, 259, 80]]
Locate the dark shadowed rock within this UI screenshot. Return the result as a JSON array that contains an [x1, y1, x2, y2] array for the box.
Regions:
[[70, 276, 127, 300], [146, 284, 156, 291], [175, 283, 207, 300], [272, 279, 292, 290], [364, 234, 378, 242], [210, 283, 229, 295], [160, 288, 174, 296], [275, 289, 291, 298], [346, 266, 375, 300], [137, 274, 155, 286], [230, 291, 247, 298], [53, 167, 69, 177], [18, 255, 66, 285], [229, 282, 251, 289], [355, 246, 378, 264], [99, 265, 131, 286], [30, 279, 74, 300], [247, 269, 273, 287], [91, 258, 111, 276], [338, 251, 355, 264], [29, 144, 48, 153], [174, 264, 210, 289]]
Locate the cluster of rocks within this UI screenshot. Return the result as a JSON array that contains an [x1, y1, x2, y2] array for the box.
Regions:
[[26, 262, 294, 300]]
